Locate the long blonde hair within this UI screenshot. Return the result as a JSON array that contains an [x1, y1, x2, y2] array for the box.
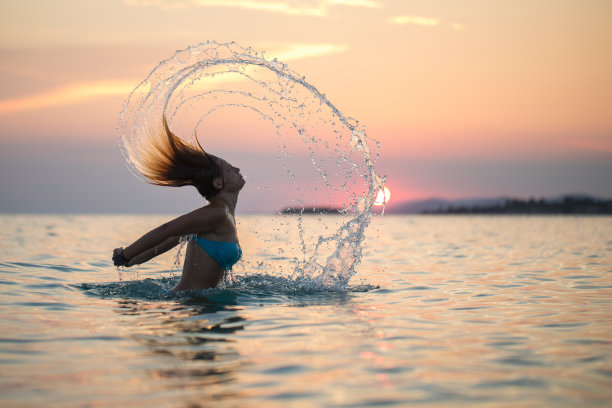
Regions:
[[137, 116, 222, 199]]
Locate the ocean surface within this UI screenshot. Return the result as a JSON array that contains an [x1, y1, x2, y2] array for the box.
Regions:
[[1, 214, 611, 407]]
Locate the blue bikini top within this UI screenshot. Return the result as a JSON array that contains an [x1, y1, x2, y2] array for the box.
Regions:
[[191, 236, 242, 270]]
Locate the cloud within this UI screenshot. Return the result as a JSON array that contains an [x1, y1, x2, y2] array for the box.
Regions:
[[0, 80, 136, 114], [269, 43, 348, 61], [329, 0, 381, 7], [389, 15, 468, 31], [191, 0, 326, 17], [125, 0, 383, 17], [389, 15, 440, 27], [0, 43, 346, 114], [123, 0, 188, 10], [451, 22, 468, 31], [565, 138, 612, 154]]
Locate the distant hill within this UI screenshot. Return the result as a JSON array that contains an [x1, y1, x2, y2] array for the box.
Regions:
[[385, 197, 507, 214], [385, 194, 612, 215], [279, 206, 346, 215]]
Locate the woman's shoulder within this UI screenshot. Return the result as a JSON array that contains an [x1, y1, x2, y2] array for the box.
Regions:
[[162, 205, 231, 237], [194, 205, 235, 226], [195, 204, 230, 218]]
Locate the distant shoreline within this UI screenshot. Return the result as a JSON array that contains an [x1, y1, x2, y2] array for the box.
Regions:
[[276, 195, 612, 215], [278, 195, 612, 215], [391, 195, 612, 215], [279, 207, 347, 215]]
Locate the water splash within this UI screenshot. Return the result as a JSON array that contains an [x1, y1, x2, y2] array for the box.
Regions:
[[117, 41, 385, 289], [78, 275, 377, 301]]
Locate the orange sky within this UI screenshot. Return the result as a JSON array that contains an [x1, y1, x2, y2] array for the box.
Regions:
[[1, 0, 611, 212]]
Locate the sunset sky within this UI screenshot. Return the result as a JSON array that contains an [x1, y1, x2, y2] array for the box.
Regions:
[[1, 0, 611, 213]]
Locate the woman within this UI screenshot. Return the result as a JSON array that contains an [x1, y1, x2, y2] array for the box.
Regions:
[[112, 117, 245, 291]]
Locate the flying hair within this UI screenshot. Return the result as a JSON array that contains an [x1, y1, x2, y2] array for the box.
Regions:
[[135, 115, 223, 199]]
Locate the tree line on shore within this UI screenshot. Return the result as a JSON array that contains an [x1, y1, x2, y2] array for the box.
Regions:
[[422, 195, 611, 215]]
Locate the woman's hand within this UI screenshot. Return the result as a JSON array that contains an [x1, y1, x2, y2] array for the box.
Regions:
[[112, 247, 130, 267]]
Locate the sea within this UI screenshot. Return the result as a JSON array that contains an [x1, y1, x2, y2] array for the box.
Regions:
[[1, 214, 611, 407]]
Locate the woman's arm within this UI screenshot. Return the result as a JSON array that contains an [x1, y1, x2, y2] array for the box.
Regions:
[[117, 206, 227, 264], [127, 236, 181, 267]]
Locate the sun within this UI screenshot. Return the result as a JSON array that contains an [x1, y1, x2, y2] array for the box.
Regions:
[[374, 187, 391, 206]]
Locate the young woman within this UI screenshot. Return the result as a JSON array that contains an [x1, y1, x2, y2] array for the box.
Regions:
[[112, 117, 245, 291]]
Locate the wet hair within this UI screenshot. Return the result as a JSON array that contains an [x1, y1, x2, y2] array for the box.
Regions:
[[137, 116, 223, 200]]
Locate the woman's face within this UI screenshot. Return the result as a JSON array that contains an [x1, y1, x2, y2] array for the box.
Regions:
[[217, 158, 245, 191]]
